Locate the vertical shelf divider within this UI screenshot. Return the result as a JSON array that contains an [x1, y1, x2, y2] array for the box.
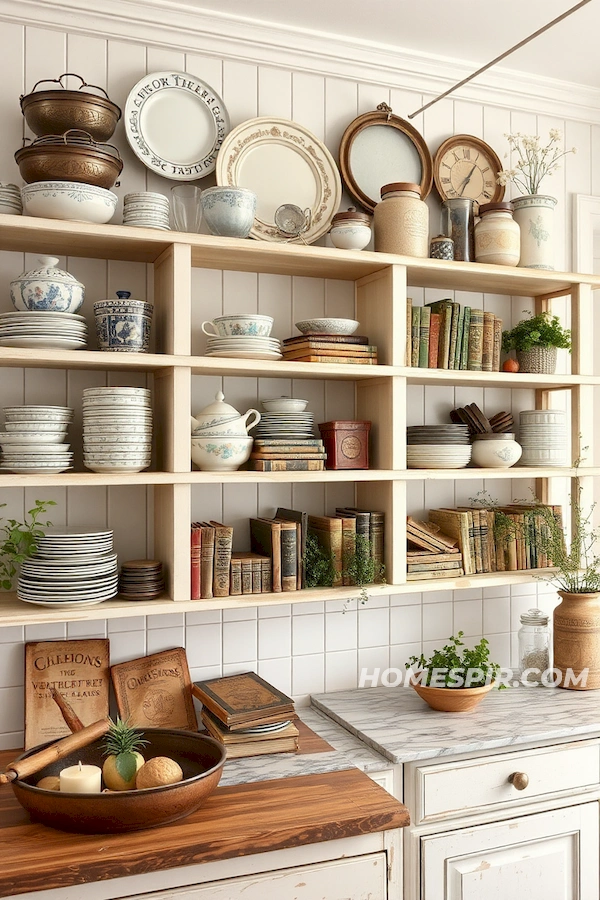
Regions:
[[570, 281, 595, 526]]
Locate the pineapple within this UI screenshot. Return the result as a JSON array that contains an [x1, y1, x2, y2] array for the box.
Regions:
[[102, 717, 148, 791]]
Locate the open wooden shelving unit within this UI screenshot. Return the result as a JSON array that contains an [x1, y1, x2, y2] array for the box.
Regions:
[[0, 214, 597, 625]]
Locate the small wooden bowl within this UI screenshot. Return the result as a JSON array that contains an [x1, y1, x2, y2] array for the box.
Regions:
[[11, 729, 226, 833], [410, 679, 495, 712]]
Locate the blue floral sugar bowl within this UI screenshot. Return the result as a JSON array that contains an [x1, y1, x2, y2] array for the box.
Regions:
[[93, 291, 153, 353], [10, 256, 84, 313], [200, 186, 257, 238]]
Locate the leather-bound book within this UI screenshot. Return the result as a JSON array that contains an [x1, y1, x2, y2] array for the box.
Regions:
[[460, 307, 471, 370], [229, 555, 242, 595], [411, 305, 421, 367], [112, 647, 197, 731], [201, 708, 299, 758], [307, 515, 343, 587], [467, 308, 484, 371], [191, 523, 202, 601], [276, 508, 307, 589], [418, 305, 430, 368], [336, 513, 357, 585], [250, 518, 282, 592], [492, 316, 502, 371], [406, 296, 412, 366], [192, 671, 295, 730], [199, 522, 215, 600], [428, 312, 441, 369], [210, 521, 233, 598], [447, 302, 461, 370], [261, 556, 272, 592], [278, 520, 297, 591], [482, 311, 495, 372]]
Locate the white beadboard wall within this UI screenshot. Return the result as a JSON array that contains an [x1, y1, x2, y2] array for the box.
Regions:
[[0, 7, 597, 748]]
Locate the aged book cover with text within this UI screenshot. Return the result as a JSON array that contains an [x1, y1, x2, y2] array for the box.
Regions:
[[111, 647, 197, 731]]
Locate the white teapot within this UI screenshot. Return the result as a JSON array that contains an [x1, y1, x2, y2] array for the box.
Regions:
[[190, 391, 260, 436]]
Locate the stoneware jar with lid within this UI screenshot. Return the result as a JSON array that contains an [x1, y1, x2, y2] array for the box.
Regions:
[[474, 201, 520, 266], [373, 182, 429, 258], [329, 207, 372, 250]]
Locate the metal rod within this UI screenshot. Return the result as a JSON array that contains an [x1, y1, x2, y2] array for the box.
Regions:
[[408, 0, 594, 119]]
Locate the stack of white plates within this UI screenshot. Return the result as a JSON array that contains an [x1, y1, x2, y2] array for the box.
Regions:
[[82, 387, 152, 473], [205, 335, 282, 360], [0, 310, 87, 350], [17, 527, 118, 608], [123, 192, 170, 230], [0, 183, 22, 216], [252, 411, 315, 439], [0, 405, 73, 473], [518, 409, 567, 466], [406, 444, 472, 469]]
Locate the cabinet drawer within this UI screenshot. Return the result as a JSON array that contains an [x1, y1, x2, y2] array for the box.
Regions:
[[411, 740, 600, 824]]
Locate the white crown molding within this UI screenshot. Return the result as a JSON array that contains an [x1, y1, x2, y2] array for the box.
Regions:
[[4, 0, 600, 123]]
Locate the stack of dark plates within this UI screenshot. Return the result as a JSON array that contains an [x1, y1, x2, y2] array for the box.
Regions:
[[406, 425, 471, 469], [118, 559, 164, 600]]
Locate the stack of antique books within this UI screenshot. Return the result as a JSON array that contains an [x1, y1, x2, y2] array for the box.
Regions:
[[192, 671, 299, 759], [406, 298, 502, 371], [247, 438, 327, 472], [281, 333, 378, 365]]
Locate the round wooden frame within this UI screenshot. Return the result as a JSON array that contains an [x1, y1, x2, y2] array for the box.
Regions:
[[433, 134, 505, 205], [339, 106, 433, 213]]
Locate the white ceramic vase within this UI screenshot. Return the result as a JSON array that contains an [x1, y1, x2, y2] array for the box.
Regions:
[[511, 194, 556, 270]]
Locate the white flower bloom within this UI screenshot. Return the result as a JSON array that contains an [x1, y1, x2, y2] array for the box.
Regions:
[[572, 147, 578, 154], [498, 130, 576, 194], [549, 128, 562, 141]]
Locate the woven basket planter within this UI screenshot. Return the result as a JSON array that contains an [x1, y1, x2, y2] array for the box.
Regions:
[[516, 346, 557, 374]]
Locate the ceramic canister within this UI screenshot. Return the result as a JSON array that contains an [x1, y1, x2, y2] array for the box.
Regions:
[[470, 432, 522, 468], [374, 182, 429, 258], [329, 207, 372, 250], [10, 255, 84, 313], [511, 194, 556, 270], [429, 234, 454, 260], [474, 202, 520, 266]]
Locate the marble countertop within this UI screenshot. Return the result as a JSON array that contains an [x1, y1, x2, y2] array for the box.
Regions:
[[218, 706, 391, 786], [311, 684, 600, 764]]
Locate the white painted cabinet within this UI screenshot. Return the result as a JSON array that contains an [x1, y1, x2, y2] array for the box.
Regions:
[[421, 804, 599, 900]]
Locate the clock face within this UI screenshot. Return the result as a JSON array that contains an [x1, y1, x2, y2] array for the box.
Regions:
[[433, 136, 504, 207]]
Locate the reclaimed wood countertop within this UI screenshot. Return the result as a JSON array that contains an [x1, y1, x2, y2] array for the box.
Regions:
[[0, 726, 409, 897]]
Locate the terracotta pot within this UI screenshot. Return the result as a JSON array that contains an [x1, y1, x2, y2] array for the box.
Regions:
[[410, 678, 495, 712], [553, 591, 600, 690]]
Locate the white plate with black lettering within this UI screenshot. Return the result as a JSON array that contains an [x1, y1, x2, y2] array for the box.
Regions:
[[125, 71, 230, 181]]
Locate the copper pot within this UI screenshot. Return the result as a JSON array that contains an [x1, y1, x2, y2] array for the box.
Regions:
[[11, 728, 226, 833], [20, 73, 121, 142], [15, 130, 123, 189]]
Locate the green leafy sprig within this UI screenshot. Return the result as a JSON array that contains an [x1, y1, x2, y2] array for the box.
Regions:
[[405, 632, 501, 689], [0, 499, 56, 590], [502, 310, 571, 354]]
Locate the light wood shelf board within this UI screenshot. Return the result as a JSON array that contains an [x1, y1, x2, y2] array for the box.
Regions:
[[188, 469, 396, 483], [0, 347, 178, 371], [190, 356, 395, 380], [402, 368, 600, 389], [0, 472, 177, 487], [402, 467, 600, 480], [409, 569, 558, 594]]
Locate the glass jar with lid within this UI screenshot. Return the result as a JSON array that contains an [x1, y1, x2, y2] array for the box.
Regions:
[[474, 201, 520, 266], [373, 182, 429, 257], [518, 608, 551, 685]]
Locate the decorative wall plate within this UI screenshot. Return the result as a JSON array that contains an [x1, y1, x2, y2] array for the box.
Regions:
[[125, 71, 229, 180], [339, 103, 433, 213], [216, 117, 342, 243]]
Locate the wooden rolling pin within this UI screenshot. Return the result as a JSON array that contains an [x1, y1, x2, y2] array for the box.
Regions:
[[0, 717, 111, 784]]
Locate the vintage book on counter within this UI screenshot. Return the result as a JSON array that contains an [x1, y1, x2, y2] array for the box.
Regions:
[[111, 647, 197, 731], [192, 671, 295, 731], [201, 707, 299, 758], [24, 639, 110, 750]]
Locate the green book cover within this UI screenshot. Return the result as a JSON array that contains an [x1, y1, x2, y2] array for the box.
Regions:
[[418, 306, 431, 368], [411, 306, 421, 367], [453, 307, 465, 370], [448, 302, 461, 371], [438, 304, 453, 369], [468, 308, 484, 371], [460, 307, 471, 370]]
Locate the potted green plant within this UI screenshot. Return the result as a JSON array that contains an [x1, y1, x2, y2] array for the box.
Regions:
[[0, 499, 56, 590], [405, 632, 502, 712], [501, 310, 571, 374]]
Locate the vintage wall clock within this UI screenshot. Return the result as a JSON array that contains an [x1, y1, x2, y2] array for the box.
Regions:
[[433, 135, 504, 208]]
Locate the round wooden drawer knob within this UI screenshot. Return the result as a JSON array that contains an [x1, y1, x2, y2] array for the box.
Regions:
[[508, 771, 529, 790]]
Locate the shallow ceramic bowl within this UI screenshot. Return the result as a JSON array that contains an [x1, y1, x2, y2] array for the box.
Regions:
[[411, 679, 495, 712], [11, 729, 225, 834], [0, 430, 67, 443], [21, 181, 117, 225], [261, 397, 308, 413], [191, 436, 253, 472], [294, 318, 359, 335], [201, 314, 273, 338], [200, 186, 257, 238], [0, 443, 70, 453], [4, 421, 68, 433], [83, 424, 151, 435]]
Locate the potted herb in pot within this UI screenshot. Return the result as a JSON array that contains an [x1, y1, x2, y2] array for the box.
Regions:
[[405, 632, 501, 712], [0, 500, 56, 590], [501, 310, 571, 374]]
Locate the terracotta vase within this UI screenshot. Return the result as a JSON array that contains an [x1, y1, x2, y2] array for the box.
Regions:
[[553, 591, 600, 690], [410, 679, 494, 712]]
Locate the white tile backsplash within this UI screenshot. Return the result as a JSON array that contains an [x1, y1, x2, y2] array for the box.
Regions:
[[292, 613, 324, 656], [223, 620, 258, 665], [186, 623, 222, 668], [325, 649, 358, 692], [258, 617, 292, 660], [390, 605, 422, 645], [325, 610, 358, 652], [146, 627, 185, 655], [358, 607, 390, 649], [292, 653, 325, 698]]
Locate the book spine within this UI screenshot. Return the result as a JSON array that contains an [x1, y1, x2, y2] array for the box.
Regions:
[[249, 459, 325, 471], [251, 559, 262, 593], [261, 558, 272, 592], [447, 302, 460, 371], [200, 527, 214, 600], [191, 525, 201, 601], [280, 526, 297, 591], [438, 305, 452, 369], [479, 509, 491, 573], [452, 306, 465, 371], [407, 560, 463, 572], [460, 307, 471, 370], [411, 306, 421, 367], [339, 517, 356, 586], [406, 297, 412, 366], [428, 313, 441, 369], [369, 515, 384, 572], [482, 311, 495, 372], [230, 558, 242, 595], [241, 559, 253, 593], [418, 306, 430, 368], [492, 315, 502, 371], [212, 526, 233, 598], [472, 509, 483, 574], [467, 308, 484, 371], [285, 355, 377, 364]]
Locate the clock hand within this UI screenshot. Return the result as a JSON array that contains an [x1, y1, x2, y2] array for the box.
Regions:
[[458, 164, 477, 196]]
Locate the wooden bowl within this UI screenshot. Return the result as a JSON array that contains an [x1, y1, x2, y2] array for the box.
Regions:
[[11, 729, 226, 833], [410, 679, 495, 712]]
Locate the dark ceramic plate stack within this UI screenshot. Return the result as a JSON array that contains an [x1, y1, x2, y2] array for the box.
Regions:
[[118, 559, 164, 600], [406, 425, 472, 469]]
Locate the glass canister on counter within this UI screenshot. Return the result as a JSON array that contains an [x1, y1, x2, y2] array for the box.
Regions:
[[373, 182, 429, 257], [474, 202, 520, 266], [441, 198, 475, 262], [518, 608, 551, 684]]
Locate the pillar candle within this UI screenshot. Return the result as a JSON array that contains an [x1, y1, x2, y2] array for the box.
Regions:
[[59, 760, 102, 793]]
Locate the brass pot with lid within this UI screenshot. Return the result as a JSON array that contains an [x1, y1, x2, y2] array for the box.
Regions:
[[20, 73, 122, 142]]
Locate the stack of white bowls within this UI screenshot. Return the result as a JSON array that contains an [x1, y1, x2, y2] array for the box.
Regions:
[[123, 192, 170, 230], [518, 409, 567, 466], [0, 183, 22, 215], [82, 387, 152, 474], [406, 424, 472, 469], [0, 405, 73, 473]]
